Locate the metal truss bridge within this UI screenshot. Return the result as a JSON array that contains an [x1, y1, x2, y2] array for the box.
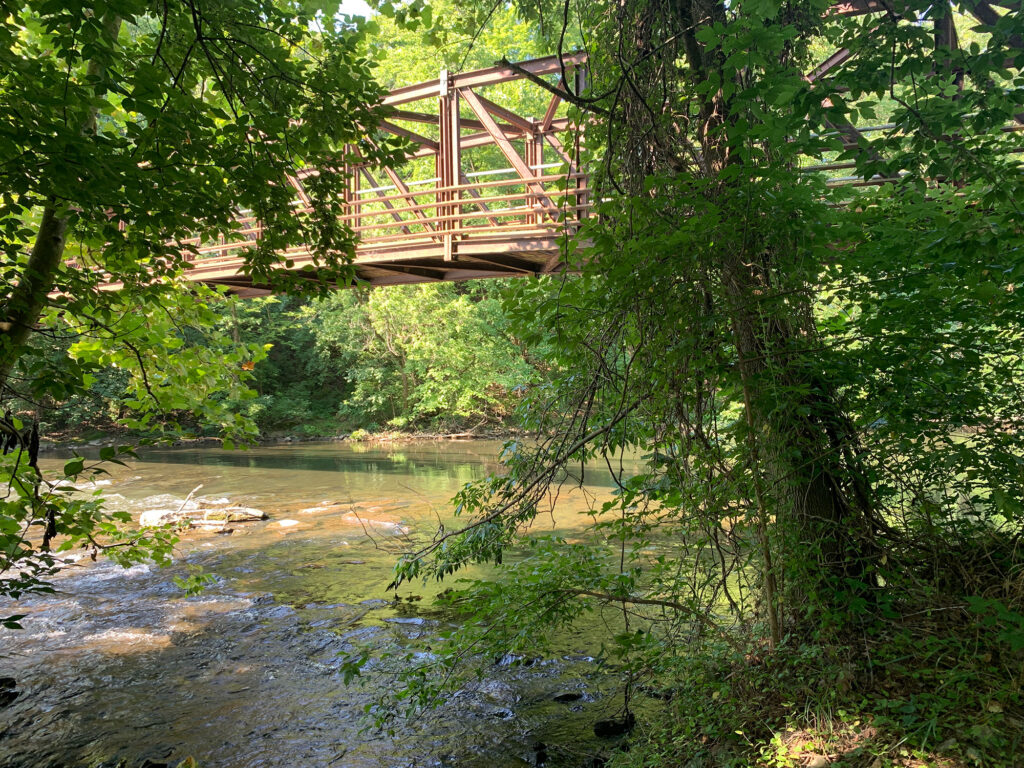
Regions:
[[184, 52, 589, 296]]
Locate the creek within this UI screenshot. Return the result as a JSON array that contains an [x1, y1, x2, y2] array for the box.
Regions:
[[1, 441, 648, 768]]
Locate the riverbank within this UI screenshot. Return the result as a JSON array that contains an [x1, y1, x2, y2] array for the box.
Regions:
[[611, 603, 1022, 768], [36, 425, 523, 454]]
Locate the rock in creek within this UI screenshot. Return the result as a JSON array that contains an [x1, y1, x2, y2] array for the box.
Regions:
[[593, 712, 636, 738], [138, 506, 267, 527], [202, 507, 267, 523], [0, 677, 19, 708], [553, 691, 583, 703], [203, 512, 266, 524], [138, 508, 192, 527]]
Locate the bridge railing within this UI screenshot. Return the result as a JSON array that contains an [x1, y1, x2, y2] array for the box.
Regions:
[[184, 52, 591, 270]]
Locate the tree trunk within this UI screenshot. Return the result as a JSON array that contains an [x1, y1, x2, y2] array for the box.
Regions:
[[0, 206, 69, 391], [724, 251, 877, 624], [654, 0, 878, 629]]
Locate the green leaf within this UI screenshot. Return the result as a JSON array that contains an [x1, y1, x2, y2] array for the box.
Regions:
[[63, 457, 85, 477]]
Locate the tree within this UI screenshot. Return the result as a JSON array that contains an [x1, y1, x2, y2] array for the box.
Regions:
[[0, 0, 397, 611], [365, 0, 1024, 759], [311, 283, 536, 429]]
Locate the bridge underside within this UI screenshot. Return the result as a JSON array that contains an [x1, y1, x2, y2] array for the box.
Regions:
[[187, 230, 574, 298]]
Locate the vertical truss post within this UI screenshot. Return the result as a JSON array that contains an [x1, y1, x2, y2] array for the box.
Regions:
[[526, 128, 542, 226], [343, 144, 356, 234], [449, 88, 461, 256], [351, 154, 361, 235], [933, 5, 964, 93], [438, 70, 461, 262]]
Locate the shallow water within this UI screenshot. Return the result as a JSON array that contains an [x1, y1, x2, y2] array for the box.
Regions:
[[0, 441, 648, 768]]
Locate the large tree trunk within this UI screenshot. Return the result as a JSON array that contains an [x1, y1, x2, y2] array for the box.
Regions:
[[637, 0, 878, 632], [724, 249, 878, 631]]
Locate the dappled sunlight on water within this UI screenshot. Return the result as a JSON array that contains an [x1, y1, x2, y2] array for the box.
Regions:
[[0, 441, 651, 768]]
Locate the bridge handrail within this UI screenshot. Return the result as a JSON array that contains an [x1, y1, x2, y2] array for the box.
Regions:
[[181, 170, 590, 260]]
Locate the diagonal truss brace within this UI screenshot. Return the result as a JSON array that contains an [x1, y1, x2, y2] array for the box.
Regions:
[[461, 87, 559, 221]]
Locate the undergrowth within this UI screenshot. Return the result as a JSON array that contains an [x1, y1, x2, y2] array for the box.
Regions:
[[610, 602, 1023, 768]]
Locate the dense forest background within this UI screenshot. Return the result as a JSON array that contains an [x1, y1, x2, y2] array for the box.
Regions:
[[40, 282, 539, 437]]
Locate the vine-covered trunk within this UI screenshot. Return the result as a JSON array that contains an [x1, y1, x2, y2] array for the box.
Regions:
[[723, 248, 877, 630], [631, 0, 881, 632]]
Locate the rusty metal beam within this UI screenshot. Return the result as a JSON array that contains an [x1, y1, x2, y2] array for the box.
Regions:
[[803, 47, 884, 157], [388, 109, 494, 134], [407, 119, 572, 159], [541, 76, 564, 131], [462, 88, 557, 218], [364, 264, 445, 282], [464, 91, 535, 132], [379, 120, 439, 150], [382, 51, 588, 107], [286, 174, 311, 206], [463, 254, 542, 274], [806, 48, 853, 83]]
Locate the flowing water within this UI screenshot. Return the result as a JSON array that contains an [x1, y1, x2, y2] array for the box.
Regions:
[[0, 441, 648, 768]]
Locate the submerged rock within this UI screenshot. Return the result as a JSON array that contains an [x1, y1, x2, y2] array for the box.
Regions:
[[339, 512, 410, 535], [298, 502, 350, 515], [0, 677, 18, 708], [593, 712, 636, 738], [475, 679, 519, 704], [532, 741, 548, 765], [553, 691, 583, 703]]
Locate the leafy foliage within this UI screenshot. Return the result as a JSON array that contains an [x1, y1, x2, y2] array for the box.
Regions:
[[351, 0, 1024, 762], [177, 283, 535, 435]]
